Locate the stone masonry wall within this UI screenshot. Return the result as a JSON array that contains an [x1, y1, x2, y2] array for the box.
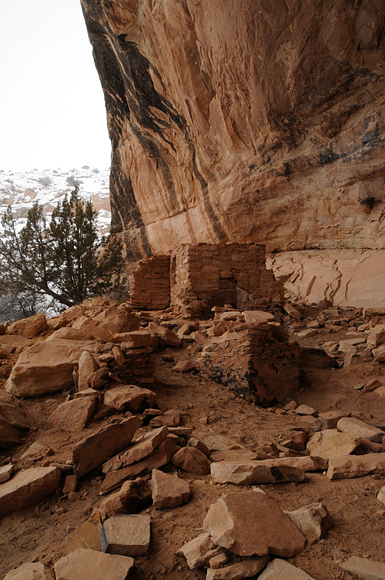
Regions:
[[130, 256, 170, 310], [170, 243, 283, 315]]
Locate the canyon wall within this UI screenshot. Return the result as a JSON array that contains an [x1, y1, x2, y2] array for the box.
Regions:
[[80, 0, 385, 261]]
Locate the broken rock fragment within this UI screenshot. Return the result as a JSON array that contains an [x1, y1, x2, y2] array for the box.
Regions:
[[284, 503, 332, 544], [54, 548, 134, 580], [78, 351, 99, 390], [101, 514, 151, 556], [46, 396, 95, 432], [3, 561, 54, 579], [258, 558, 315, 579], [172, 446, 211, 474], [152, 469, 191, 508], [98, 478, 152, 521], [73, 416, 142, 478], [306, 429, 361, 459], [103, 385, 157, 412], [337, 417, 384, 443], [0, 392, 30, 448], [206, 556, 270, 580], [203, 490, 306, 558], [340, 555, 385, 579], [0, 466, 61, 517], [176, 532, 224, 570]]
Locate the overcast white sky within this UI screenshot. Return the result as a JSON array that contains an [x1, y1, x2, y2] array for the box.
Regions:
[[0, 0, 111, 171]]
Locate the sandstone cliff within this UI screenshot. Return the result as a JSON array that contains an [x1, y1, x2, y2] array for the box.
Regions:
[[81, 0, 385, 259]]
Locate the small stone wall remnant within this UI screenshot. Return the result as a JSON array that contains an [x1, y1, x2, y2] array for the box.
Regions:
[[130, 256, 170, 310], [200, 327, 300, 405], [170, 243, 283, 315]]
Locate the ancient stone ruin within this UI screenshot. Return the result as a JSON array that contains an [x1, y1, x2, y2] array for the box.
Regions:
[[130, 242, 283, 315]]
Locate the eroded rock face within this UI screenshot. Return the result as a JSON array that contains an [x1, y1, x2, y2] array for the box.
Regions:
[[81, 0, 385, 258]]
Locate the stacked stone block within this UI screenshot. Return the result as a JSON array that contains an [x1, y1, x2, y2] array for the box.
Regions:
[[130, 256, 170, 310]]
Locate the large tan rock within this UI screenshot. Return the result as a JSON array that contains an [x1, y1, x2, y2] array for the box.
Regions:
[[5, 339, 98, 397], [327, 452, 385, 480], [0, 392, 30, 448], [3, 562, 54, 579], [172, 447, 211, 475], [306, 429, 361, 459], [46, 397, 95, 432], [54, 548, 134, 580], [94, 305, 140, 333], [73, 416, 142, 478], [151, 468, 191, 509], [203, 490, 306, 558], [0, 466, 61, 517], [7, 313, 47, 339]]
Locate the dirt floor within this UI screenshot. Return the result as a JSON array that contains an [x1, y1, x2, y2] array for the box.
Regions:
[[2, 306, 385, 579]]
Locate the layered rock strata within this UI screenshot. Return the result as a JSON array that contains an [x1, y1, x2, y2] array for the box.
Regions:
[[81, 0, 385, 258]]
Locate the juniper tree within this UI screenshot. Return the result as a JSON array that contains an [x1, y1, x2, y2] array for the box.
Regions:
[[0, 188, 124, 311]]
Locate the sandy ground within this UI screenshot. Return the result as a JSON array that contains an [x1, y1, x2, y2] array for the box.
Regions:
[[1, 309, 385, 579]]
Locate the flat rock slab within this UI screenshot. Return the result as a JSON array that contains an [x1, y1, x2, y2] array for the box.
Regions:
[[54, 548, 134, 580], [258, 558, 315, 579], [0, 466, 61, 517], [319, 410, 349, 429], [103, 426, 169, 473], [73, 416, 142, 478], [46, 396, 95, 432], [149, 409, 181, 427], [327, 452, 385, 480], [65, 513, 103, 553], [100, 438, 178, 494], [103, 385, 157, 412], [206, 556, 270, 579], [210, 461, 305, 485], [152, 468, 191, 508], [3, 561, 54, 579], [337, 417, 384, 443], [0, 392, 30, 448], [306, 429, 361, 459], [101, 514, 151, 556], [5, 339, 98, 397], [340, 555, 385, 579], [203, 490, 306, 558], [112, 331, 155, 348]]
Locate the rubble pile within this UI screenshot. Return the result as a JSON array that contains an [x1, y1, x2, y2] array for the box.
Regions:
[[1, 294, 385, 578]]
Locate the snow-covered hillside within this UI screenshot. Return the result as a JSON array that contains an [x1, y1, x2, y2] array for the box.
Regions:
[[0, 166, 111, 234]]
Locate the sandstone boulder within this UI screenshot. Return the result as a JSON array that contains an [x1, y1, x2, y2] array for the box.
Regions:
[[0, 466, 61, 517], [3, 562, 54, 580], [72, 316, 115, 342], [103, 385, 157, 412], [94, 304, 140, 333], [151, 469, 191, 509], [150, 325, 182, 347], [46, 396, 95, 432], [203, 490, 306, 558], [5, 339, 98, 397], [46, 327, 94, 341], [101, 514, 151, 556], [7, 313, 47, 339], [73, 416, 142, 478], [54, 548, 134, 580], [0, 392, 30, 448]]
